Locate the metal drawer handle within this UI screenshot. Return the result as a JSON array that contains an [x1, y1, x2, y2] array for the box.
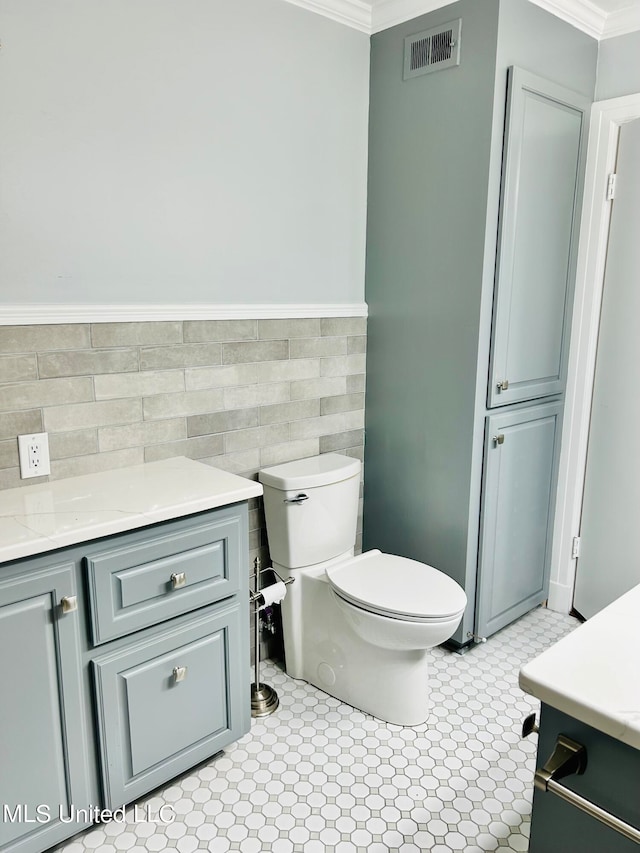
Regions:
[[535, 734, 640, 844], [170, 572, 186, 589], [283, 493, 309, 504], [60, 595, 78, 614], [172, 666, 187, 683]]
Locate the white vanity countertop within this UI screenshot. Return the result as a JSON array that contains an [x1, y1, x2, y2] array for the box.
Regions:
[[519, 584, 640, 750], [0, 457, 263, 563]]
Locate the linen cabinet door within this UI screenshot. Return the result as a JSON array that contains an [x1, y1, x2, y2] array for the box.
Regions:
[[488, 67, 589, 408], [476, 402, 562, 640], [0, 562, 91, 853]]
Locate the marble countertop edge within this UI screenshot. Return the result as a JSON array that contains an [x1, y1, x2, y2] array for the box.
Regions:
[[519, 583, 640, 751], [0, 458, 263, 565]]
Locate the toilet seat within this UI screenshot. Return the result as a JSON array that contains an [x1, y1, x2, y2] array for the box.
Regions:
[[326, 549, 467, 623]]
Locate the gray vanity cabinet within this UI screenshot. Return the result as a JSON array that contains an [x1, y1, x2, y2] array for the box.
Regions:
[[0, 502, 250, 853], [489, 68, 588, 408], [475, 401, 563, 639], [86, 505, 250, 810], [0, 562, 92, 853]]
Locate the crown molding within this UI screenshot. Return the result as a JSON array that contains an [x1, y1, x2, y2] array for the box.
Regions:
[[280, 0, 372, 33], [602, 3, 640, 38], [370, 0, 451, 32], [517, 0, 607, 38], [0, 303, 369, 325], [282, 0, 640, 40]]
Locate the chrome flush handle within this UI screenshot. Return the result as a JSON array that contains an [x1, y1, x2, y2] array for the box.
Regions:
[[283, 494, 309, 504]]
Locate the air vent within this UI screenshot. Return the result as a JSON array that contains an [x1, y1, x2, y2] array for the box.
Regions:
[[403, 19, 462, 81]]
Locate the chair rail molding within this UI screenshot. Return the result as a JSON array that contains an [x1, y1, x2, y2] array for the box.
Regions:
[[0, 303, 369, 325], [549, 92, 640, 613]]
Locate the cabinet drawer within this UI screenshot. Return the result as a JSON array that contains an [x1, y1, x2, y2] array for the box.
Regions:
[[85, 506, 245, 644], [92, 602, 248, 808]]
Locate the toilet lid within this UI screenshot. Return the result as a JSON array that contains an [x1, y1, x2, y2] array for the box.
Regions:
[[326, 550, 467, 622]]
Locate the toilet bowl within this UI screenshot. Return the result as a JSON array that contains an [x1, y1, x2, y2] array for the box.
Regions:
[[327, 550, 467, 651], [259, 453, 466, 725]]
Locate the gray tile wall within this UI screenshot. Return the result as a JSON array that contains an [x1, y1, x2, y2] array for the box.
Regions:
[[0, 319, 367, 576]]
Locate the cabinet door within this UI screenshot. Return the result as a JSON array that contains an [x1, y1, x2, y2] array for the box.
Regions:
[[93, 601, 248, 808], [476, 402, 562, 639], [488, 67, 588, 408], [0, 563, 91, 853]]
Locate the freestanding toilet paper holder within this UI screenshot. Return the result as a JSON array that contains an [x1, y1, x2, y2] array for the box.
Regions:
[[249, 557, 294, 717]]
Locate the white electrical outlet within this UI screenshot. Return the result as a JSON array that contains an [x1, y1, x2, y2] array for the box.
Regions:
[[17, 432, 51, 479]]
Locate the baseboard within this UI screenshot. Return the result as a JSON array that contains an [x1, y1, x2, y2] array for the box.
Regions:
[[547, 580, 574, 614]]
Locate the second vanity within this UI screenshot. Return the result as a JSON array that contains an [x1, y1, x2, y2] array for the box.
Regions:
[[520, 586, 640, 852], [0, 458, 262, 853]]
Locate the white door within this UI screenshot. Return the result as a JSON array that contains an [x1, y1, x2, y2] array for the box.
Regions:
[[573, 118, 640, 619]]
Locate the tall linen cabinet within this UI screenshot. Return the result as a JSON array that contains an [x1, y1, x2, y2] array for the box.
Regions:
[[363, 0, 597, 647]]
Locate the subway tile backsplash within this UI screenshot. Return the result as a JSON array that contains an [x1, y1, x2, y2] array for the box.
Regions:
[[0, 317, 367, 563]]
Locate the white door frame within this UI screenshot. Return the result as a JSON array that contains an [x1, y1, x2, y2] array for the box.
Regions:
[[549, 92, 640, 613]]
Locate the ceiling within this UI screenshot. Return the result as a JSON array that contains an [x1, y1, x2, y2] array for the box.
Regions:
[[283, 0, 640, 37]]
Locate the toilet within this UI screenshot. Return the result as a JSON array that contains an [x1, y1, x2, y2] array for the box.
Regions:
[[259, 453, 467, 726]]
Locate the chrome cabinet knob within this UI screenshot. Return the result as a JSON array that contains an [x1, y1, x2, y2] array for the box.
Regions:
[[173, 666, 187, 683], [60, 595, 78, 614], [170, 572, 186, 589], [493, 434, 505, 446]]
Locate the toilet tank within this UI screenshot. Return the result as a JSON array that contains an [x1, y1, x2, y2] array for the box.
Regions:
[[259, 454, 361, 569]]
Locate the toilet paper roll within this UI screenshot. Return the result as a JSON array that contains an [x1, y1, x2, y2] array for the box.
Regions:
[[259, 580, 287, 609]]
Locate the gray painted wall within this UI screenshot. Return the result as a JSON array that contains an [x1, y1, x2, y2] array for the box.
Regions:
[[0, 0, 370, 305], [363, 0, 598, 643], [596, 31, 640, 100], [496, 0, 597, 99], [363, 0, 501, 598]]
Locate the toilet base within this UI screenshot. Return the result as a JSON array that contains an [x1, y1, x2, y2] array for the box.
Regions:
[[279, 562, 432, 726]]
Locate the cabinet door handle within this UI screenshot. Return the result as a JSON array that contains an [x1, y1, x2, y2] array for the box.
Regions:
[[172, 666, 188, 683], [493, 434, 505, 446], [60, 595, 78, 613], [170, 572, 186, 589], [497, 379, 509, 391]]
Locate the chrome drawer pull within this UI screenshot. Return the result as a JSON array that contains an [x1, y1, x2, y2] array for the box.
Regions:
[[60, 595, 78, 613], [543, 779, 640, 843], [535, 734, 640, 844], [172, 666, 187, 683], [170, 572, 186, 589]]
